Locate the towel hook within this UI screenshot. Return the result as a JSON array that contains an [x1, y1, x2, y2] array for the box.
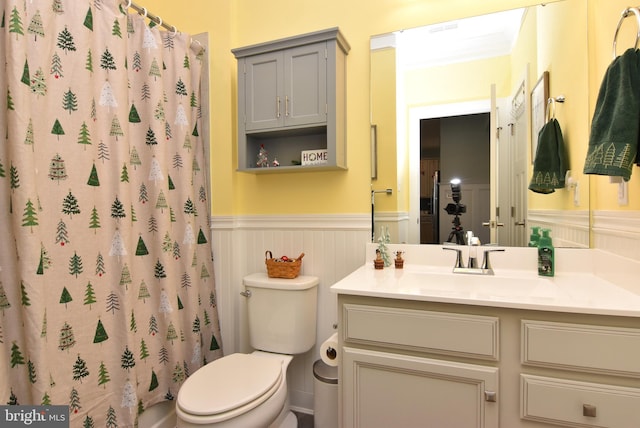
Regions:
[[546, 95, 565, 122], [613, 7, 640, 59]]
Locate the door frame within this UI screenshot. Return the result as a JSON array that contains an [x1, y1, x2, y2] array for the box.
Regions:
[[408, 100, 491, 244]]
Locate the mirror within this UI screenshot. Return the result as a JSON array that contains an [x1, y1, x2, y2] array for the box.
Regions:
[[370, 0, 591, 248]]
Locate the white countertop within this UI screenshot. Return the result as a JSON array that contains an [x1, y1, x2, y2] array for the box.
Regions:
[[330, 244, 640, 317]]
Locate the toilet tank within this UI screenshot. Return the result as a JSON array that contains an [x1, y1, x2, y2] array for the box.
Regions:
[[243, 273, 318, 355]]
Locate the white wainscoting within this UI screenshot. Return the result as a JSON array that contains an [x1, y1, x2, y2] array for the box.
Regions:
[[205, 210, 639, 414], [210, 214, 370, 412], [592, 210, 640, 262], [527, 209, 590, 248]]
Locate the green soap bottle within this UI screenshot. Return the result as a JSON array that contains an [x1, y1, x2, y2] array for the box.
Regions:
[[537, 229, 554, 277], [528, 226, 541, 247]]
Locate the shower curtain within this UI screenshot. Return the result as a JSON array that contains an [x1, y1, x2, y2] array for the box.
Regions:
[[0, 1, 222, 426]]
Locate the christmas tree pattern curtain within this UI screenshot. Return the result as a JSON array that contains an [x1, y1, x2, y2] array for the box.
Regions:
[[0, 1, 222, 426]]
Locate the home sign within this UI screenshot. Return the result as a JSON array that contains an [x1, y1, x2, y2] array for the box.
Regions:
[[301, 149, 328, 166]]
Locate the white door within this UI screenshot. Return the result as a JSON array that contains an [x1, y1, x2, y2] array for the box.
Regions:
[[488, 85, 509, 244], [510, 70, 530, 247]]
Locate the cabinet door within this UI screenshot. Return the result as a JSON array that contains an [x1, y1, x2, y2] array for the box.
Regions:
[[244, 52, 283, 131], [284, 43, 327, 127], [342, 347, 499, 428]]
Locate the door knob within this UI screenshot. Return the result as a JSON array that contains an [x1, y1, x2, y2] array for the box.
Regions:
[[482, 221, 505, 228]]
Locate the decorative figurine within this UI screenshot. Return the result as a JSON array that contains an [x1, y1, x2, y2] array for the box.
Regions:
[[394, 251, 404, 269], [272, 157, 280, 167], [374, 249, 384, 269], [256, 144, 269, 168], [377, 226, 392, 267]]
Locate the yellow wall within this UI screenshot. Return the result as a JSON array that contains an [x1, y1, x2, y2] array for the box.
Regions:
[[589, 0, 640, 210], [528, 0, 590, 210], [404, 56, 512, 105], [149, 0, 640, 218], [150, 0, 554, 216], [370, 48, 398, 212]]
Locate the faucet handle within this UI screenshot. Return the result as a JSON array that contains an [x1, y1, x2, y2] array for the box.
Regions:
[[443, 247, 465, 268], [481, 248, 505, 271]]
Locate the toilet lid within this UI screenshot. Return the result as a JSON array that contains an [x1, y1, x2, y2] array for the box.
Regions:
[[177, 353, 282, 416]]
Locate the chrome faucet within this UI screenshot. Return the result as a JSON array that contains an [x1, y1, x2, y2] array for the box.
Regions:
[[466, 231, 478, 268], [443, 245, 505, 275]]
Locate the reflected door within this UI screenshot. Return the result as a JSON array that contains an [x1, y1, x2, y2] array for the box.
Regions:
[[489, 85, 508, 244], [511, 72, 529, 247]]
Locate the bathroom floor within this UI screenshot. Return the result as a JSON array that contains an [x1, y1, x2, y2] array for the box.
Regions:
[[293, 411, 314, 428]]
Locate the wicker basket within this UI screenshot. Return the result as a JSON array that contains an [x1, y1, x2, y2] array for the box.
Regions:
[[265, 251, 304, 279]]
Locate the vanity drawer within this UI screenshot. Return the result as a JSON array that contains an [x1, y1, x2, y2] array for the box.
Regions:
[[521, 374, 640, 427], [522, 320, 640, 377], [343, 304, 499, 360]]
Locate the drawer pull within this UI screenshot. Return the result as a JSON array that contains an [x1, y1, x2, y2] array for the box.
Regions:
[[484, 391, 497, 402], [583, 404, 597, 417]]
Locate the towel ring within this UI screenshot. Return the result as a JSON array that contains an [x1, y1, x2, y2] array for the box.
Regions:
[[546, 95, 565, 122], [613, 7, 640, 59]]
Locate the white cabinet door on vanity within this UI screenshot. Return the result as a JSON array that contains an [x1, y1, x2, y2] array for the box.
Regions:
[[339, 302, 501, 428], [342, 347, 499, 428]]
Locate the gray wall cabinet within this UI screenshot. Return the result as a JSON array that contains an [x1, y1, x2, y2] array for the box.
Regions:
[[233, 28, 350, 172]]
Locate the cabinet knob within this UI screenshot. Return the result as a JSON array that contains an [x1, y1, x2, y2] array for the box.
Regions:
[[484, 391, 497, 402], [583, 404, 596, 417]]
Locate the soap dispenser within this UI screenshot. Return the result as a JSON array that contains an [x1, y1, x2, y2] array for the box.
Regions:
[[537, 229, 554, 277], [528, 226, 541, 247]]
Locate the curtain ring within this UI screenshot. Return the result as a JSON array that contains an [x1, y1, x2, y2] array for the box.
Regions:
[[156, 16, 163, 28], [141, 7, 147, 18], [191, 38, 205, 55], [170, 26, 178, 37], [124, 0, 132, 8]]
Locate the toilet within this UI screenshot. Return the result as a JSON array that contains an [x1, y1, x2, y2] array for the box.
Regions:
[[176, 272, 318, 428]]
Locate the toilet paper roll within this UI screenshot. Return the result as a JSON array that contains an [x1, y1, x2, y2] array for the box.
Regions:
[[320, 332, 339, 367]]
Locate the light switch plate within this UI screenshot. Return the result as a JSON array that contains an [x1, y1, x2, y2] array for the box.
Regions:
[[618, 181, 628, 206]]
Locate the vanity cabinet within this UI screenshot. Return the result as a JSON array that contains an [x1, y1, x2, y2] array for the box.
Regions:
[[232, 28, 350, 172], [520, 320, 640, 427], [337, 294, 640, 428], [339, 298, 500, 428]]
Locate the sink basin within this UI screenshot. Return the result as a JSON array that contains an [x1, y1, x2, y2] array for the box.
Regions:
[[399, 271, 551, 300]]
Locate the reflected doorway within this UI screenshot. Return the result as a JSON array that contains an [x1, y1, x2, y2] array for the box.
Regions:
[[420, 113, 491, 245]]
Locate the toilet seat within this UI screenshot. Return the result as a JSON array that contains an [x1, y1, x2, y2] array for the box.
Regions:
[[177, 353, 282, 420]]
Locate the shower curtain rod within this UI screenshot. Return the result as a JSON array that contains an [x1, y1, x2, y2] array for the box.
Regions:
[[123, 0, 205, 52], [125, 0, 177, 33]]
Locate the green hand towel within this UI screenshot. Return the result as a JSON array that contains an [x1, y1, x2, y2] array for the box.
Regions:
[[529, 118, 567, 194], [583, 48, 640, 181]]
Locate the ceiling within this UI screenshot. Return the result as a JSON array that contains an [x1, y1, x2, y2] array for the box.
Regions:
[[396, 8, 526, 69]]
